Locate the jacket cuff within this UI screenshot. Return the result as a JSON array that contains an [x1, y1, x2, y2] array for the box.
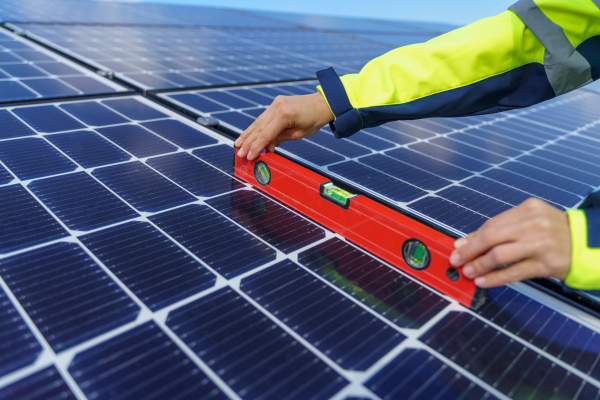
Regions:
[[316, 67, 363, 138], [564, 209, 600, 290]]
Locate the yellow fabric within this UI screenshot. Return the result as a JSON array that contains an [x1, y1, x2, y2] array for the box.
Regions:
[[564, 209, 600, 290], [325, 10, 545, 110], [536, 0, 600, 48]]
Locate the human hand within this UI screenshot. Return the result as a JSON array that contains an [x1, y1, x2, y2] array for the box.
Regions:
[[235, 92, 334, 160], [449, 198, 571, 288]]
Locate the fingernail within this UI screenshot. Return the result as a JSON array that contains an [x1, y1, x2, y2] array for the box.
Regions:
[[475, 277, 486, 286], [234, 138, 240, 146], [454, 237, 468, 249], [247, 151, 254, 160], [449, 252, 460, 266], [463, 265, 474, 278]]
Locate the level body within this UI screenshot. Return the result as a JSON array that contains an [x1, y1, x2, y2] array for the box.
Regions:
[[234, 151, 486, 309]]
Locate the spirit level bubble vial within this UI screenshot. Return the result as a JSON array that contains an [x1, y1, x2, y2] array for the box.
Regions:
[[234, 150, 486, 309]]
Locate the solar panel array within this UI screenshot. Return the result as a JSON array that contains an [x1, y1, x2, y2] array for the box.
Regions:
[[1, 1, 600, 399]]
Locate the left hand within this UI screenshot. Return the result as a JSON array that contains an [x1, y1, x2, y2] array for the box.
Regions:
[[449, 198, 572, 288]]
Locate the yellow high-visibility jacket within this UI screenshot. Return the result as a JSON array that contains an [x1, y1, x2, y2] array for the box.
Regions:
[[316, 0, 600, 288]]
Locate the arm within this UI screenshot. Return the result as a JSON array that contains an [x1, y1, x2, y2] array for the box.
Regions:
[[237, 0, 599, 156]]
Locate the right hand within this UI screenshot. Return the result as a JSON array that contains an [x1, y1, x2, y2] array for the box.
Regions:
[[235, 92, 334, 160]]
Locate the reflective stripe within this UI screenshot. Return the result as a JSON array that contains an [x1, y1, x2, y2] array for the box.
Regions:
[[510, 0, 593, 95]]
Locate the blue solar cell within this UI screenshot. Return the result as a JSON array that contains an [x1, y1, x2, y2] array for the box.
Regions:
[[405, 119, 456, 135], [207, 190, 325, 253], [202, 91, 258, 109], [92, 162, 196, 212], [409, 141, 490, 172], [298, 238, 449, 329], [501, 161, 592, 195], [102, 98, 168, 121], [146, 152, 242, 197], [384, 121, 436, 139], [96, 124, 177, 158], [228, 88, 276, 104], [436, 186, 512, 218], [359, 126, 415, 147], [420, 312, 599, 399], [0, 242, 139, 351], [0, 287, 42, 378], [0, 165, 12, 184], [365, 349, 489, 399], [328, 161, 426, 202], [517, 154, 600, 187], [0, 137, 77, 180], [69, 322, 226, 400], [214, 111, 255, 131], [141, 119, 218, 149], [46, 130, 131, 168], [360, 154, 450, 191], [449, 131, 522, 158], [384, 147, 472, 181], [167, 287, 348, 399], [0, 51, 21, 62], [409, 196, 487, 233], [482, 168, 581, 207], [12, 50, 54, 62], [0, 367, 75, 400], [0, 110, 35, 139], [0, 184, 67, 254], [21, 78, 79, 97], [280, 139, 345, 166], [12, 105, 85, 133], [478, 287, 600, 382], [556, 135, 600, 157], [429, 137, 506, 165], [501, 118, 563, 139], [0, 81, 37, 101], [192, 144, 235, 173], [33, 61, 80, 75], [521, 109, 589, 131], [463, 128, 535, 152], [480, 123, 549, 146], [150, 204, 276, 278], [308, 131, 371, 158], [80, 222, 215, 311], [460, 176, 532, 207], [240, 107, 264, 118], [60, 102, 129, 127], [29, 172, 138, 231], [0, 63, 46, 78], [168, 93, 228, 113], [542, 143, 600, 167], [242, 259, 405, 370]]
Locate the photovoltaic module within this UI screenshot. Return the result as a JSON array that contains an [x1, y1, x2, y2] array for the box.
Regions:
[[1, 0, 600, 399]]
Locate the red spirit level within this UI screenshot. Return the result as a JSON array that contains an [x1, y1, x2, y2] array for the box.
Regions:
[[234, 150, 486, 309]]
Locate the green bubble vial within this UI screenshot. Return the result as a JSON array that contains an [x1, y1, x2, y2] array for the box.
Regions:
[[254, 161, 271, 186], [322, 183, 354, 207], [402, 239, 431, 270]]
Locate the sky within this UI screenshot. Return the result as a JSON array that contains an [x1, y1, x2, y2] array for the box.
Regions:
[[99, 0, 516, 27]]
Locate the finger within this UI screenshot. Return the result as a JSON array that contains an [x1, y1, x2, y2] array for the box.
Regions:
[[246, 117, 290, 160], [473, 260, 541, 288], [450, 205, 535, 266], [462, 241, 531, 279], [235, 113, 263, 148]]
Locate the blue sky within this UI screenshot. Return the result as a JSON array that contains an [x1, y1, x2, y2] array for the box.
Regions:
[[106, 0, 516, 26]]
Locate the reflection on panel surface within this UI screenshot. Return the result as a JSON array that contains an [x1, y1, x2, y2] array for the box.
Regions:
[[0, 28, 125, 103], [162, 84, 600, 235]]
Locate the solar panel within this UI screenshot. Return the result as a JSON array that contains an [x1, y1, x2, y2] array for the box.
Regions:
[[160, 82, 600, 235], [2, 1, 600, 398], [0, 28, 126, 103], [11, 24, 397, 90], [0, 0, 289, 27]]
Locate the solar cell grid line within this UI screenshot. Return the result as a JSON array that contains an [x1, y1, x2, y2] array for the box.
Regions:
[[0, 27, 127, 103]]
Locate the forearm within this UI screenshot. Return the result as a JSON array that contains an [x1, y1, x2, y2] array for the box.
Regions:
[[318, 0, 600, 138]]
